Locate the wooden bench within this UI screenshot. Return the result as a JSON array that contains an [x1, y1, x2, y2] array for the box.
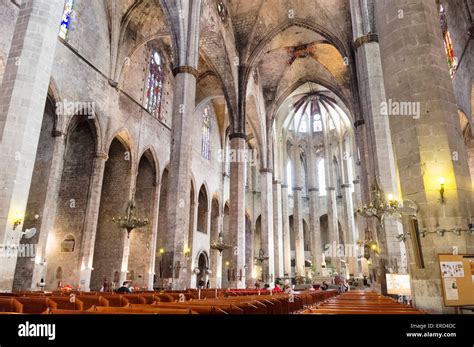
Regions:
[[302, 291, 424, 315], [75, 296, 109, 310], [89, 306, 198, 315], [14, 297, 57, 314], [48, 296, 84, 310], [0, 298, 23, 313], [99, 295, 129, 307], [129, 304, 227, 315]]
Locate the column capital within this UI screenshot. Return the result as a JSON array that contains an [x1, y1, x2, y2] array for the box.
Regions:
[[229, 132, 247, 140], [260, 168, 272, 174], [341, 183, 351, 188], [354, 33, 379, 50], [281, 184, 288, 189], [292, 187, 303, 191], [273, 180, 282, 185], [327, 187, 336, 191], [172, 65, 199, 78], [308, 188, 319, 192]]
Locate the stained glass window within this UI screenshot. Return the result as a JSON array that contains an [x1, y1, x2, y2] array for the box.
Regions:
[[439, 4, 457, 78], [201, 107, 211, 160], [59, 0, 75, 40], [145, 50, 164, 119]]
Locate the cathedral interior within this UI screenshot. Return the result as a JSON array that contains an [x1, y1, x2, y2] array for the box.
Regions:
[[0, 0, 473, 316]]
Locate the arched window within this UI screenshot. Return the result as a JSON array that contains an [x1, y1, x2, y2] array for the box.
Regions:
[[299, 115, 308, 133], [201, 107, 211, 160], [59, 0, 75, 40], [287, 160, 293, 195], [61, 235, 75, 252], [318, 159, 326, 196], [439, 4, 457, 78], [145, 50, 164, 119], [313, 114, 323, 132]]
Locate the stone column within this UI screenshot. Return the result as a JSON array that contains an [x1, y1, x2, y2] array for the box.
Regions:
[[159, 0, 201, 290], [338, 139, 358, 276], [272, 180, 284, 278], [145, 182, 161, 290], [375, 0, 474, 312], [307, 143, 323, 276], [324, 140, 341, 273], [350, 0, 405, 291], [0, 0, 65, 292], [260, 169, 275, 287], [188, 200, 198, 289], [228, 134, 246, 288], [281, 184, 292, 276], [210, 208, 223, 288], [291, 145, 305, 276], [166, 68, 198, 290], [29, 132, 66, 290], [77, 153, 108, 291]]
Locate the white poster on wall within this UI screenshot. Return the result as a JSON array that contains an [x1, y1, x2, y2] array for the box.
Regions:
[[440, 262, 464, 278], [443, 278, 459, 300]]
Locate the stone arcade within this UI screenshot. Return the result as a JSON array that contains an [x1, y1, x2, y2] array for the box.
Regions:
[[0, 0, 473, 314]]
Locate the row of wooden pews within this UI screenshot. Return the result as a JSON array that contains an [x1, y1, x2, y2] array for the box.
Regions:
[[302, 291, 425, 315], [0, 289, 338, 315]]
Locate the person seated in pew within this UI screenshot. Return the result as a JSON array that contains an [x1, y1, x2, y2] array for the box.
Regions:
[[273, 283, 282, 292], [320, 281, 329, 291], [100, 278, 111, 292], [116, 281, 132, 293]]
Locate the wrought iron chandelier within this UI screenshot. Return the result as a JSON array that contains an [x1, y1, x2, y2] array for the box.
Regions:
[[210, 232, 232, 254], [355, 178, 401, 223], [254, 248, 269, 264], [112, 199, 149, 236]]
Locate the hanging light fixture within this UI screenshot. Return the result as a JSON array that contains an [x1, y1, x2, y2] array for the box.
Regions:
[[210, 232, 232, 254], [112, 199, 149, 236], [355, 178, 401, 223]]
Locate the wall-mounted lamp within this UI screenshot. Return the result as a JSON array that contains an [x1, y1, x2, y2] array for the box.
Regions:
[[439, 177, 445, 203], [159, 248, 165, 255], [12, 211, 23, 230], [184, 247, 191, 259]]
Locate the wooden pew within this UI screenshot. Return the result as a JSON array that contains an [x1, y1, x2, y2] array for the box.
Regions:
[[302, 291, 424, 315], [90, 306, 198, 315], [98, 295, 129, 307], [14, 297, 57, 314], [129, 304, 227, 315], [48, 296, 84, 311], [75, 296, 109, 310], [0, 298, 23, 313]]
